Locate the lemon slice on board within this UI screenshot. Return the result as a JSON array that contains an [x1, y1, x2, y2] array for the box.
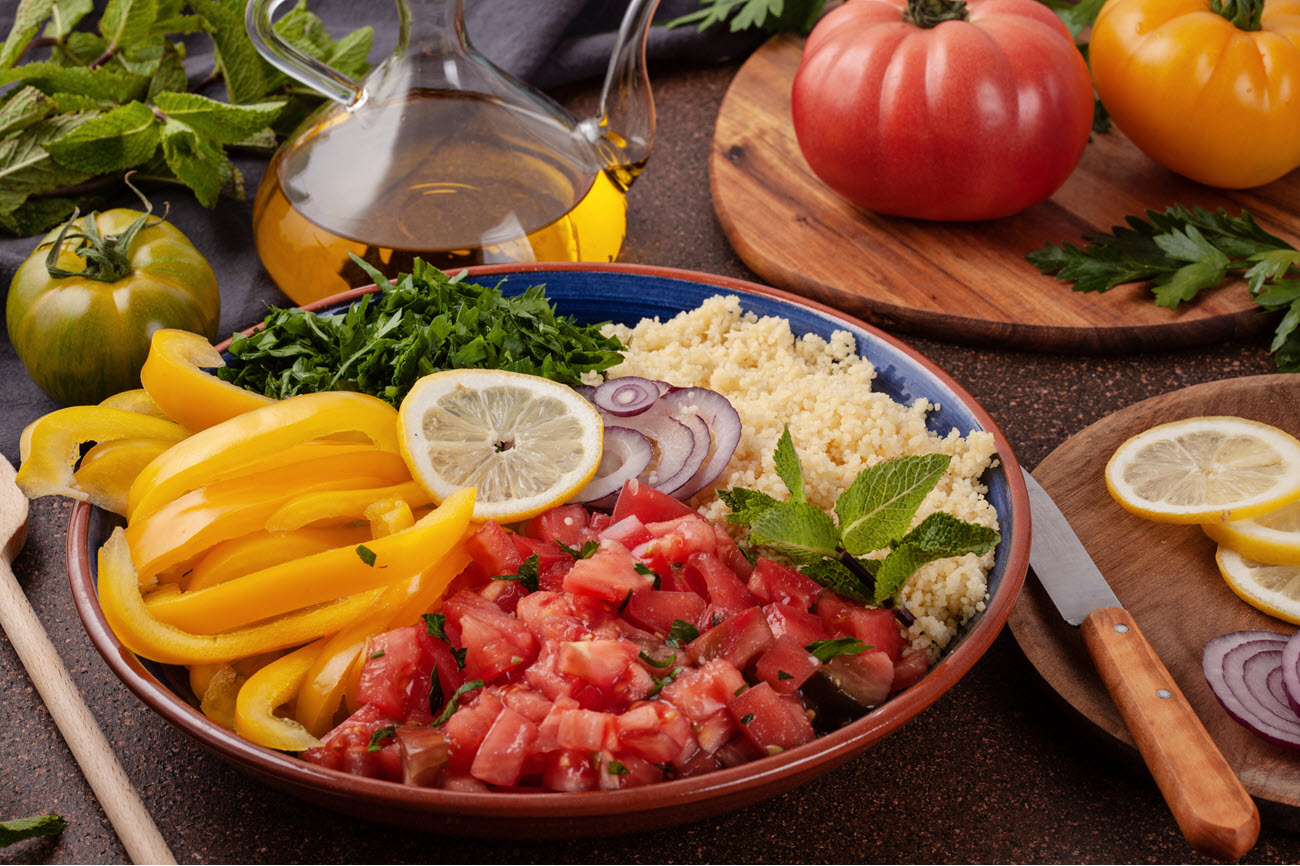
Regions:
[[1215, 545, 1300, 624], [1203, 500, 1300, 565], [398, 370, 603, 523], [1105, 416, 1300, 524]]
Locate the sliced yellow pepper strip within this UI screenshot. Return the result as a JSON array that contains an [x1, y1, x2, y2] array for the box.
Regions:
[[186, 526, 371, 592], [17, 407, 188, 502], [264, 480, 430, 532], [72, 437, 174, 516], [127, 391, 402, 521], [235, 642, 325, 751], [207, 440, 386, 486], [98, 527, 385, 665], [365, 496, 415, 538], [295, 547, 472, 737], [98, 389, 172, 420], [139, 329, 275, 431], [143, 487, 476, 634], [199, 664, 242, 730]]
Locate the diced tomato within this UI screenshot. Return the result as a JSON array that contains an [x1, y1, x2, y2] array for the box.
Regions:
[[599, 514, 653, 550], [499, 684, 553, 724], [683, 551, 757, 615], [589, 512, 612, 533], [543, 748, 598, 792], [425, 633, 467, 712], [477, 575, 529, 614], [616, 701, 694, 763], [821, 650, 895, 708], [763, 602, 831, 646], [514, 591, 586, 642], [441, 689, 500, 769], [557, 638, 640, 689], [748, 558, 822, 611], [303, 703, 403, 781], [605, 752, 665, 788], [553, 707, 616, 752], [892, 648, 929, 692], [755, 634, 821, 694], [816, 592, 907, 661], [687, 606, 774, 669], [445, 590, 539, 682], [465, 521, 524, 578], [511, 535, 572, 574], [713, 524, 754, 581], [524, 504, 600, 548], [729, 682, 815, 752], [469, 706, 538, 787], [562, 538, 655, 603], [355, 626, 432, 720], [611, 478, 698, 525], [623, 589, 707, 637]]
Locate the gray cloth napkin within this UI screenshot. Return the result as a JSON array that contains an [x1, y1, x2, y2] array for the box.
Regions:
[[0, 0, 761, 466]]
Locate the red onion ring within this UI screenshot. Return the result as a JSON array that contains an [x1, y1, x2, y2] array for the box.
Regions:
[[1203, 630, 1300, 749]]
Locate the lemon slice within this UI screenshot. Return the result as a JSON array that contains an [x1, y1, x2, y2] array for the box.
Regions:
[[1105, 416, 1300, 524], [1203, 500, 1300, 565], [1215, 545, 1300, 624], [398, 369, 603, 523]]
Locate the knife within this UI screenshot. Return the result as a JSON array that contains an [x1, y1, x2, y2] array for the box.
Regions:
[[1024, 469, 1260, 861]]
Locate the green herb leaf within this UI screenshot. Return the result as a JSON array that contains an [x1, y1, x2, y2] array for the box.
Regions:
[[159, 117, 232, 207], [800, 557, 876, 605], [806, 636, 872, 663], [187, 0, 275, 103], [557, 539, 599, 560], [355, 544, 377, 567], [368, 649, 384, 659], [0, 813, 66, 848], [0, 86, 56, 138], [44, 0, 94, 40], [717, 486, 781, 527], [0, 0, 57, 72], [667, 0, 825, 34], [1037, 0, 1106, 38], [432, 680, 483, 727], [873, 512, 999, 605], [777, 670, 793, 680], [836, 453, 950, 555], [422, 613, 468, 670], [0, 61, 149, 102], [633, 562, 656, 576], [100, 0, 159, 55], [45, 99, 158, 172], [607, 760, 629, 775], [492, 553, 540, 593], [773, 425, 805, 503], [749, 501, 841, 564], [639, 651, 677, 669], [739, 713, 754, 725], [367, 726, 395, 751], [152, 91, 284, 145], [0, 112, 96, 231], [665, 620, 700, 648], [648, 665, 684, 698]]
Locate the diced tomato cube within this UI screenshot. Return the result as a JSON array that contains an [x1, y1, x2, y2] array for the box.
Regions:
[[524, 504, 600, 548], [538, 558, 575, 592], [355, 626, 431, 720], [477, 576, 528, 614], [511, 535, 572, 573], [562, 538, 655, 603], [499, 684, 553, 724], [611, 478, 697, 525], [616, 701, 694, 764], [543, 748, 597, 792], [687, 606, 774, 669], [599, 514, 653, 550], [440, 689, 500, 769], [728, 682, 815, 752], [465, 521, 524, 578], [554, 707, 617, 752], [755, 634, 821, 694], [715, 732, 767, 768], [684, 551, 757, 615], [604, 752, 665, 788], [816, 592, 907, 661], [469, 706, 539, 787], [515, 591, 586, 643], [892, 648, 929, 692], [302, 703, 403, 781], [623, 589, 708, 637], [456, 609, 539, 683], [557, 638, 641, 689], [763, 602, 830, 646], [747, 558, 822, 610], [821, 650, 895, 708]]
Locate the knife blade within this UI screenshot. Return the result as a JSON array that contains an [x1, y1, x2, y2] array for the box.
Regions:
[[1023, 468, 1260, 861]]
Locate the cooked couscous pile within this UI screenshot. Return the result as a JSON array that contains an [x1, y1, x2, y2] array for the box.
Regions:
[[601, 295, 1000, 660]]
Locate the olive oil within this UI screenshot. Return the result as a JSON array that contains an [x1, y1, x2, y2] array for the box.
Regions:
[[252, 91, 633, 304]]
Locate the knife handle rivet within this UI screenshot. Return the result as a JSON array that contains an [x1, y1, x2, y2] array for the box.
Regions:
[[1113, 624, 1130, 634], [1156, 689, 1172, 699]]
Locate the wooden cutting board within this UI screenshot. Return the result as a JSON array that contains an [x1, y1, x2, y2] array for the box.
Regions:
[[710, 34, 1300, 353], [1008, 374, 1300, 823]]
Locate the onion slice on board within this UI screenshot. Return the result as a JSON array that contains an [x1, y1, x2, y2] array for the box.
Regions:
[[1203, 630, 1300, 749], [1283, 630, 1300, 716], [571, 427, 653, 506]]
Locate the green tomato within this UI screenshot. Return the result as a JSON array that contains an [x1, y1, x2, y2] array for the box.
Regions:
[[6, 206, 220, 406]]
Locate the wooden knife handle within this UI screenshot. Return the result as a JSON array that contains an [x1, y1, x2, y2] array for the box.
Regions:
[[1081, 606, 1259, 861]]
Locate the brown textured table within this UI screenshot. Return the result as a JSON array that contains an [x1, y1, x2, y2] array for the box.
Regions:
[[3, 62, 1299, 865]]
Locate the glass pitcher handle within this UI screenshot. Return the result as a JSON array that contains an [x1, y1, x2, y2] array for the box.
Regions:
[[245, 0, 363, 106]]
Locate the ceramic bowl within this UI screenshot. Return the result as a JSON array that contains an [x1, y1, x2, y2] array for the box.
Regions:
[[67, 263, 1030, 839]]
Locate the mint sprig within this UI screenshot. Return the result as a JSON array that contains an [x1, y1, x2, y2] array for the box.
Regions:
[[720, 427, 1000, 606]]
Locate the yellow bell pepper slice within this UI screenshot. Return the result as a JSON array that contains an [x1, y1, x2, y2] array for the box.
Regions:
[[295, 547, 472, 737], [139, 328, 276, 431], [127, 391, 402, 521], [17, 407, 188, 503], [365, 496, 415, 538], [143, 487, 476, 634], [264, 480, 430, 532], [99, 389, 172, 420], [235, 642, 325, 751], [72, 437, 175, 517], [126, 448, 409, 580], [98, 528, 386, 665], [186, 526, 371, 592]]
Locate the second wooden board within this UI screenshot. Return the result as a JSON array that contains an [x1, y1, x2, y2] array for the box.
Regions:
[[710, 34, 1300, 353]]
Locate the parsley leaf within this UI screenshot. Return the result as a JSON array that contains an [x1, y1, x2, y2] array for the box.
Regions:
[[664, 620, 700, 648], [492, 553, 540, 593], [666, 0, 825, 34], [557, 539, 599, 560], [432, 680, 483, 727], [806, 637, 872, 663], [355, 544, 377, 566], [422, 612, 466, 670], [367, 726, 396, 751]]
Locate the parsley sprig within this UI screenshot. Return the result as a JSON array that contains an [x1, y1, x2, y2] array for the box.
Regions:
[[1027, 205, 1300, 371], [667, 0, 825, 33], [719, 427, 999, 606]]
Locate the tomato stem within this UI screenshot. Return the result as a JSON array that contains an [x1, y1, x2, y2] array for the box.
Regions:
[[41, 174, 167, 284], [1210, 0, 1263, 30], [903, 0, 969, 28]]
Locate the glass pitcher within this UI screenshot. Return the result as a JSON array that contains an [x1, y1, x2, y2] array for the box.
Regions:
[[246, 0, 661, 304]]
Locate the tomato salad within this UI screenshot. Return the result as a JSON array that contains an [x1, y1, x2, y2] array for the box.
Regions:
[[304, 481, 928, 790]]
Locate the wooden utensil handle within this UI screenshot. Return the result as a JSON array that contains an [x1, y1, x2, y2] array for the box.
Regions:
[[1081, 606, 1259, 861], [0, 561, 175, 865]]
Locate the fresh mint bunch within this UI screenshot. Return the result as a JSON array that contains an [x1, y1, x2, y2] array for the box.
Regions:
[[718, 427, 1000, 606], [0, 0, 373, 234], [1027, 205, 1300, 372]]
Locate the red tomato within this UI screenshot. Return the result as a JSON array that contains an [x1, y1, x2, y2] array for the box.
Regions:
[[790, 0, 1094, 220]]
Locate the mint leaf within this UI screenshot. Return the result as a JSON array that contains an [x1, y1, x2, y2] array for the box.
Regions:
[[325, 25, 374, 78], [749, 501, 840, 564], [44, 0, 94, 39], [717, 486, 780, 526], [801, 557, 875, 605], [159, 117, 232, 206], [0, 0, 56, 72], [153, 91, 284, 144], [0, 86, 56, 138], [145, 41, 188, 98], [872, 512, 999, 605], [100, 0, 158, 53], [0, 813, 66, 848], [188, 0, 274, 103], [0, 61, 149, 102], [836, 453, 950, 556], [773, 425, 805, 502], [806, 637, 871, 663], [0, 194, 80, 235], [0, 112, 96, 221], [45, 100, 159, 172]]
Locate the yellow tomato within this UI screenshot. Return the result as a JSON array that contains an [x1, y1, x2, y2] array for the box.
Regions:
[[1090, 0, 1300, 188]]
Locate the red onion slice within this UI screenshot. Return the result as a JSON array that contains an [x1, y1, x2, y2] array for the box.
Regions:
[[659, 387, 743, 500], [593, 377, 663, 417], [571, 427, 654, 505], [1283, 630, 1300, 716], [1203, 630, 1300, 749]]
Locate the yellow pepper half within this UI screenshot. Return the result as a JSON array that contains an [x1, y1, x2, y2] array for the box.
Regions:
[[16, 406, 188, 503], [73, 437, 176, 516], [185, 526, 371, 592], [127, 391, 402, 521], [234, 642, 325, 751], [139, 329, 276, 431], [142, 487, 476, 634], [97, 528, 385, 665]]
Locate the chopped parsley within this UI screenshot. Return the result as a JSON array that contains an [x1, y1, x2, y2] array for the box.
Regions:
[[607, 761, 629, 776], [433, 680, 484, 727], [368, 650, 385, 660], [367, 726, 396, 751], [492, 554, 540, 593], [740, 713, 754, 725], [665, 620, 700, 648], [422, 613, 467, 670], [806, 637, 872, 663], [355, 544, 377, 567], [558, 540, 599, 560], [639, 651, 677, 669]]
